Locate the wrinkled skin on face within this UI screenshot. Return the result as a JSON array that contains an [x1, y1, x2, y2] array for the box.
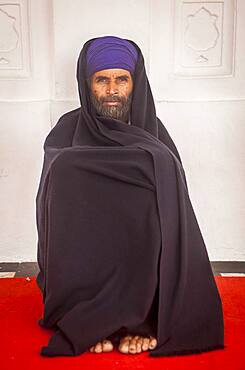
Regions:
[[88, 68, 134, 123]]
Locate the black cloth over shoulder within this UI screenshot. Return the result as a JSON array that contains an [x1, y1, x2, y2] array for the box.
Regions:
[[35, 37, 225, 357]]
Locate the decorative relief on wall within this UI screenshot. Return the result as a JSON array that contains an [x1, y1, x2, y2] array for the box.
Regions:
[[0, 57, 10, 65], [0, 0, 30, 79], [0, 7, 19, 52], [174, 0, 236, 77], [185, 7, 220, 53], [149, 0, 242, 100]]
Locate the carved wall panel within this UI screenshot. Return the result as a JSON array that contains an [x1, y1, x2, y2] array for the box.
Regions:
[[149, 0, 243, 101], [174, 0, 236, 77], [0, 0, 30, 79]]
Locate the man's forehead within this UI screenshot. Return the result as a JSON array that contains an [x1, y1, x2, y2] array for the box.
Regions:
[[92, 68, 132, 78]]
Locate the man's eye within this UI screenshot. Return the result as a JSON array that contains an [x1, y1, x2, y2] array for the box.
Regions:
[[96, 77, 128, 83]]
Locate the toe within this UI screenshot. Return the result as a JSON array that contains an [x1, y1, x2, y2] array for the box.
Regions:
[[142, 338, 150, 351], [149, 336, 157, 350], [118, 340, 130, 354], [94, 342, 103, 353], [90, 345, 95, 352], [136, 337, 143, 353], [102, 340, 113, 352], [129, 338, 137, 354]]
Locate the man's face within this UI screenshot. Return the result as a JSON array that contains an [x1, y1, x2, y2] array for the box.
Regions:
[[89, 68, 133, 123]]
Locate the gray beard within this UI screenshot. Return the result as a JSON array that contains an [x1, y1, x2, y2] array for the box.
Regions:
[[90, 92, 132, 123]]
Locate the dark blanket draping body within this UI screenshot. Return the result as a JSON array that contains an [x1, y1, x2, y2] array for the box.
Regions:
[[35, 38, 224, 357]]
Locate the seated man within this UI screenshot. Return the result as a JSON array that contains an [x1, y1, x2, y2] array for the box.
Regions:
[[36, 36, 224, 357], [87, 46, 157, 355]]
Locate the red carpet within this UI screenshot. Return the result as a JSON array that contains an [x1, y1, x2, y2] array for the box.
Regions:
[[0, 276, 244, 370]]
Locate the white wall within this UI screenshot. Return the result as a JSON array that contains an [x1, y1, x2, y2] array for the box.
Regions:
[[0, 0, 52, 261], [0, 0, 244, 261]]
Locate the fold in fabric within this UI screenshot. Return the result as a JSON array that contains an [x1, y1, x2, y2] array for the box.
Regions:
[[35, 37, 224, 357]]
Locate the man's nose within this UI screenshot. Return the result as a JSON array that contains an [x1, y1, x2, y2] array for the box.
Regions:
[[106, 81, 118, 95]]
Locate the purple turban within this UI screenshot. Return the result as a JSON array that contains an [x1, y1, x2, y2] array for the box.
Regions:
[[86, 35, 138, 77]]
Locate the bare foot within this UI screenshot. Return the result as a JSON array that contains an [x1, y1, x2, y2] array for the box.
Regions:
[[118, 335, 157, 354], [90, 339, 114, 353]]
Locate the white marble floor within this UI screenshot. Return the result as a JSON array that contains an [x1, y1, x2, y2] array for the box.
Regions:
[[220, 273, 245, 276], [0, 272, 16, 278]]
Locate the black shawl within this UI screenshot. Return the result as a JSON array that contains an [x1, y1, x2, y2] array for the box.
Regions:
[[35, 37, 225, 357]]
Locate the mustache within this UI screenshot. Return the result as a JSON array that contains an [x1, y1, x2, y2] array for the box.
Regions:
[[101, 96, 124, 103]]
